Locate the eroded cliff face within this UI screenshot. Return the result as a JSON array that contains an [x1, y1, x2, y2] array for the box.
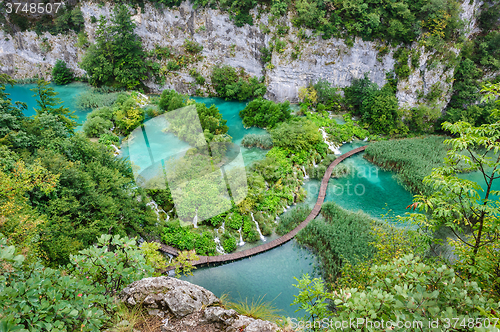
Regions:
[[0, 0, 482, 109]]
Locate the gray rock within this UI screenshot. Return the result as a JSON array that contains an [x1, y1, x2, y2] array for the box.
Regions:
[[227, 315, 279, 332], [120, 276, 218, 317], [204, 307, 239, 325]]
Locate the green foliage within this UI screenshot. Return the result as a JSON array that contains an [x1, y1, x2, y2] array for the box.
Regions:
[[0, 234, 108, 331], [69, 234, 154, 298], [292, 274, 332, 327], [296, 202, 375, 282], [162, 221, 217, 255], [270, 118, 322, 151], [225, 295, 283, 322], [52, 60, 74, 85], [241, 133, 274, 149], [409, 109, 500, 298], [404, 104, 441, 133], [276, 205, 311, 235], [189, 69, 206, 85], [80, 5, 150, 89], [295, 255, 499, 331], [167, 250, 199, 278], [344, 75, 406, 135], [222, 235, 237, 252], [113, 97, 145, 136], [211, 65, 266, 101], [82, 116, 113, 137], [183, 39, 204, 53], [31, 79, 77, 133], [75, 90, 123, 109], [364, 136, 448, 194], [158, 89, 187, 112], [313, 79, 342, 112], [239, 97, 291, 128], [306, 154, 337, 179]]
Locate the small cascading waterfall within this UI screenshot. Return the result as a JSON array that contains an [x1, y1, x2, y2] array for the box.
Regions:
[[213, 221, 226, 254], [319, 128, 342, 155], [146, 199, 167, 222], [193, 209, 198, 228], [250, 212, 266, 242], [302, 166, 309, 180], [312, 158, 317, 168], [238, 227, 245, 246], [214, 237, 225, 254], [110, 144, 120, 156]]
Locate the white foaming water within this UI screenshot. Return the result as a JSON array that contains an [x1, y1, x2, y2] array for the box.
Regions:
[[146, 199, 166, 222], [193, 209, 198, 228], [302, 166, 309, 180], [214, 237, 225, 254], [238, 228, 245, 246], [319, 128, 342, 155], [250, 212, 266, 242]]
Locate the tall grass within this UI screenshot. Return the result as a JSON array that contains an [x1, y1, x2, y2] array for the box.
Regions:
[[364, 136, 448, 194], [223, 295, 284, 322], [276, 205, 312, 235], [296, 202, 375, 282], [75, 90, 124, 109], [241, 133, 273, 149]]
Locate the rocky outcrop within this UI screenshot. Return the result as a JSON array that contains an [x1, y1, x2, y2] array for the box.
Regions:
[[119, 276, 280, 332], [0, 0, 482, 109]]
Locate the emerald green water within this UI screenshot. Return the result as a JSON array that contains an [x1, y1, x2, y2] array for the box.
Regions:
[[5, 82, 92, 129], [7, 83, 498, 318]]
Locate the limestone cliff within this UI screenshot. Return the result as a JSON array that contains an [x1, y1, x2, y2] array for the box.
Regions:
[[0, 0, 482, 109]]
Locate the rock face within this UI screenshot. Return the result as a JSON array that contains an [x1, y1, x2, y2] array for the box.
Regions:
[[0, 0, 482, 109], [119, 276, 279, 332]]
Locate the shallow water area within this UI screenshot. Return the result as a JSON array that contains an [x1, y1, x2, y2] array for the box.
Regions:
[[5, 82, 92, 130], [181, 239, 318, 318]]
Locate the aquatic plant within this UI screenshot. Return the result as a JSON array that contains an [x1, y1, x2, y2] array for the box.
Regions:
[[241, 133, 274, 149], [225, 295, 284, 323], [276, 205, 312, 235], [364, 136, 448, 194]]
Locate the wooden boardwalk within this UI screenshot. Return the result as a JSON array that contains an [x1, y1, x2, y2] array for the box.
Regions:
[[160, 145, 367, 269]]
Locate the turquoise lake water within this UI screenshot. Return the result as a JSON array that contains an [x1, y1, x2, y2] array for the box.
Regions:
[[5, 82, 92, 129], [6, 83, 498, 318]]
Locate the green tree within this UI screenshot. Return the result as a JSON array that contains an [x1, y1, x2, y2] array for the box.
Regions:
[[409, 86, 500, 297], [0, 74, 28, 147], [80, 5, 149, 89], [239, 97, 291, 129], [52, 59, 74, 85], [30, 79, 77, 132]]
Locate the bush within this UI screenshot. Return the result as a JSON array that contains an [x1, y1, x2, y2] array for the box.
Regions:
[[158, 89, 187, 112], [276, 206, 311, 235], [52, 59, 74, 85], [211, 65, 266, 101], [114, 97, 145, 136], [183, 39, 203, 53], [75, 90, 123, 109], [239, 97, 291, 128], [222, 236, 237, 253], [98, 132, 119, 147], [162, 221, 217, 256], [270, 118, 322, 151], [82, 116, 113, 137], [0, 234, 107, 331]]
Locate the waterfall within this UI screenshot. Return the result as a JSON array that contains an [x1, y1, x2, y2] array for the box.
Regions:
[[250, 212, 266, 242], [302, 166, 309, 180], [238, 228, 245, 246], [214, 237, 225, 254], [319, 128, 342, 155], [110, 144, 120, 156], [363, 137, 369, 142], [193, 209, 198, 228], [146, 200, 166, 222], [313, 159, 317, 168]]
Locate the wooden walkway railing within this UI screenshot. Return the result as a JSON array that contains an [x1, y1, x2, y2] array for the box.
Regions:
[[160, 145, 367, 269]]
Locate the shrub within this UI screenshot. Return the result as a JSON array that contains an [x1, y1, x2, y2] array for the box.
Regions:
[[162, 221, 217, 256], [82, 116, 113, 137], [98, 132, 119, 147], [211, 65, 266, 101], [270, 118, 322, 151], [183, 39, 204, 53], [166, 60, 181, 71], [158, 89, 187, 112], [313, 79, 342, 112], [114, 97, 145, 136], [52, 59, 74, 85], [222, 236, 237, 253], [239, 97, 291, 128], [0, 234, 107, 331]]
